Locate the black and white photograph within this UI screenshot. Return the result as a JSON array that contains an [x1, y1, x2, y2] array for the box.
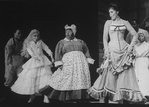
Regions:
[[0, 0, 149, 106]]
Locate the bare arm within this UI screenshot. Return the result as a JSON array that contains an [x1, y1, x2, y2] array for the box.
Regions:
[[124, 20, 138, 48]]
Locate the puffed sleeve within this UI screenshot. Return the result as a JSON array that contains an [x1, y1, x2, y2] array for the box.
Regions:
[[124, 20, 138, 47], [27, 46, 34, 57], [4, 38, 14, 65], [54, 40, 64, 67], [26, 42, 36, 57], [41, 40, 52, 56], [81, 40, 95, 64]]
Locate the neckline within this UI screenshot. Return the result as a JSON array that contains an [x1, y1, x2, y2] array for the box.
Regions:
[[64, 37, 78, 41], [111, 19, 124, 25]]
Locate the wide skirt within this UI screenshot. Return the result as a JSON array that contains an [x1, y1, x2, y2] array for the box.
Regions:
[[87, 45, 145, 103], [39, 51, 91, 101], [11, 55, 52, 95]]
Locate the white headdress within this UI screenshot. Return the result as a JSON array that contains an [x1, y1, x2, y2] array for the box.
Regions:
[[21, 29, 40, 58], [138, 30, 149, 42], [64, 24, 77, 35]]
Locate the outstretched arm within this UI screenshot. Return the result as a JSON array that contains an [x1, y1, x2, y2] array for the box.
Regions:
[[41, 40, 54, 62]]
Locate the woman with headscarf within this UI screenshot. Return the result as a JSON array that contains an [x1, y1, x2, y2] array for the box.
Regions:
[[133, 33, 149, 102], [126, 19, 149, 44], [39, 24, 94, 103], [11, 29, 54, 103]]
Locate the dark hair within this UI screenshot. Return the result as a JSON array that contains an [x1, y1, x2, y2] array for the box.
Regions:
[[131, 19, 138, 25], [108, 3, 119, 11]]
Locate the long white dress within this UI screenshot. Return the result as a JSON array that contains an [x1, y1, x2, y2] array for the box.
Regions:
[[134, 41, 149, 97], [11, 40, 53, 95]]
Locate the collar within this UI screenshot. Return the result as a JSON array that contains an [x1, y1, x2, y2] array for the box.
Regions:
[[64, 37, 78, 41]]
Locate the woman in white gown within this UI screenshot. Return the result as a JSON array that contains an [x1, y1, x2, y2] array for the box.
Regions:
[[11, 29, 54, 103], [134, 33, 149, 100]]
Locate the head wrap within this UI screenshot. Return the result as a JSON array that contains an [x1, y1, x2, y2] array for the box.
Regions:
[[64, 24, 77, 35], [138, 29, 149, 42]]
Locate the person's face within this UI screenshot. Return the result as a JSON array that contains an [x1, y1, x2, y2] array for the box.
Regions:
[[132, 21, 138, 31], [109, 8, 118, 21], [65, 29, 74, 39], [32, 33, 39, 42], [138, 33, 145, 43], [14, 30, 22, 40]]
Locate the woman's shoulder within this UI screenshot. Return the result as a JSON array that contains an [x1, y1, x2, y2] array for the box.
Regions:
[[59, 39, 65, 43], [74, 38, 83, 42], [77, 39, 87, 45], [56, 39, 65, 46], [121, 19, 129, 24], [105, 20, 112, 24]]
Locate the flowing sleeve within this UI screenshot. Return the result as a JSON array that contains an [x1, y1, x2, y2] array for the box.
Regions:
[[4, 38, 14, 65], [124, 20, 138, 47], [41, 40, 52, 56], [81, 40, 95, 64], [54, 40, 64, 67]]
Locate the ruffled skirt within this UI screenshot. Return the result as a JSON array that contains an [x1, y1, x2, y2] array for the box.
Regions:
[[87, 44, 145, 103], [11, 55, 52, 95]]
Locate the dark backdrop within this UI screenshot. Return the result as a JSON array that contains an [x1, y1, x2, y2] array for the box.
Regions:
[[0, 0, 99, 96]]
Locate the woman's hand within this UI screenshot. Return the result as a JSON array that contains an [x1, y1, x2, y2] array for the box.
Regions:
[[127, 46, 133, 55], [104, 50, 110, 60]]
